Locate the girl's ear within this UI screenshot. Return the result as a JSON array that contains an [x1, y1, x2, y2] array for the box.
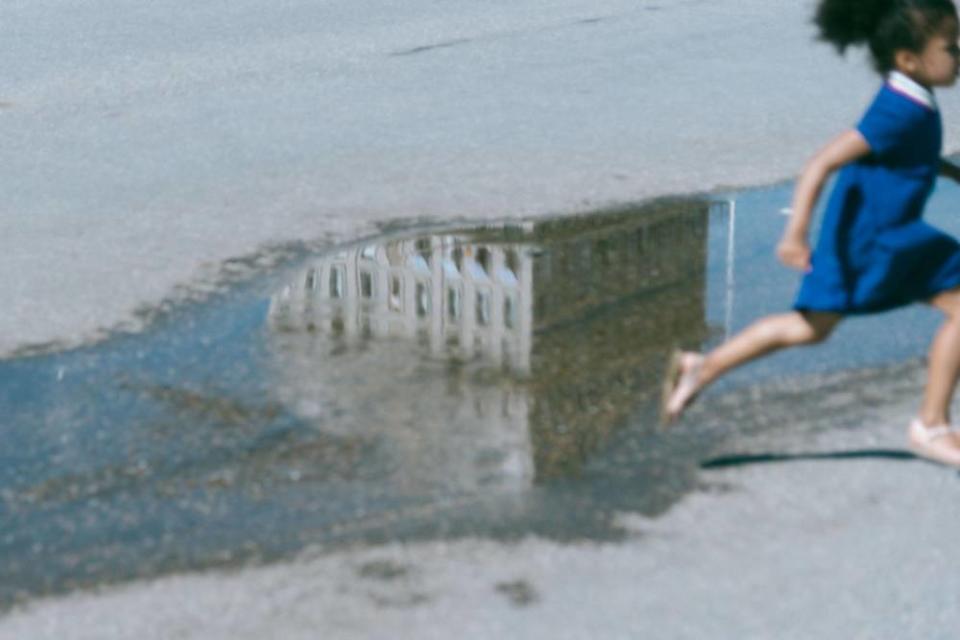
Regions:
[[894, 48, 919, 74]]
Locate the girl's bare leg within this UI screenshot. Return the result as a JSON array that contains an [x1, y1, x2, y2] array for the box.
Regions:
[[700, 311, 842, 386], [921, 287, 960, 426], [663, 311, 841, 422], [902, 287, 960, 467]]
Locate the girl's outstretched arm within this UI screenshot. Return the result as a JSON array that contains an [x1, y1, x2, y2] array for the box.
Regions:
[[778, 130, 871, 270]]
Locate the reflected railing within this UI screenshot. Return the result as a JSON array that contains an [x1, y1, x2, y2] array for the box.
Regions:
[[266, 198, 720, 490]]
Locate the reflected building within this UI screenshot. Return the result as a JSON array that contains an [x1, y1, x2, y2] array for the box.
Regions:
[[267, 199, 715, 494], [271, 230, 534, 372]]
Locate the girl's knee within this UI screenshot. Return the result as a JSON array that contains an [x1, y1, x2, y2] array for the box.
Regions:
[[804, 325, 832, 345], [749, 311, 838, 347], [790, 312, 838, 345]]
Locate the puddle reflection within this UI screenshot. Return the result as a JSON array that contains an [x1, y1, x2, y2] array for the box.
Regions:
[[0, 197, 734, 607], [266, 198, 720, 490]]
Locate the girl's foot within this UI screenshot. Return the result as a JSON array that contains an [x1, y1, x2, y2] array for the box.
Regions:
[[908, 418, 960, 467], [660, 350, 705, 426]]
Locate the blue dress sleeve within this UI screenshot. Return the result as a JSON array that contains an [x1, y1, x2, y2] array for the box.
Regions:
[[856, 92, 918, 156]]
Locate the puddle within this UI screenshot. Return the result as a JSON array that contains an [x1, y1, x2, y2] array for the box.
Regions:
[[4, 181, 960, 607]]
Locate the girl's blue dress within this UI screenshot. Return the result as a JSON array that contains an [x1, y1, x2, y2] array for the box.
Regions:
[[794, 72, 960, 314]]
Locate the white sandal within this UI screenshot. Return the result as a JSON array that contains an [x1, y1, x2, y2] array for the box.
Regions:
[[908, 418, 960, 467], [660, 350, 704, 426]]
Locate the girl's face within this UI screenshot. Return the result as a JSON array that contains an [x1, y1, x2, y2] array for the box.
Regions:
[[900, 17, 960, 88]]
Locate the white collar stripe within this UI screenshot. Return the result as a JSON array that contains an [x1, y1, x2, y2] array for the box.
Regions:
[[887, 71, 937, 110]]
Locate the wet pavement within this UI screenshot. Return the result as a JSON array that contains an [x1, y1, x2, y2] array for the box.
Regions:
[[4, 180, 960, 609]]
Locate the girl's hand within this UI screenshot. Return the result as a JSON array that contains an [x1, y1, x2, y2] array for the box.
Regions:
[[776, 237, 811, 271]]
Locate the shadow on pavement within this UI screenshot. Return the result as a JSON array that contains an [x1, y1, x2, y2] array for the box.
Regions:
[[701, 449, 918, 468]]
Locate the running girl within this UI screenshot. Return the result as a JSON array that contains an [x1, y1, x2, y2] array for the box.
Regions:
[[662, 0, 960, 466]]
